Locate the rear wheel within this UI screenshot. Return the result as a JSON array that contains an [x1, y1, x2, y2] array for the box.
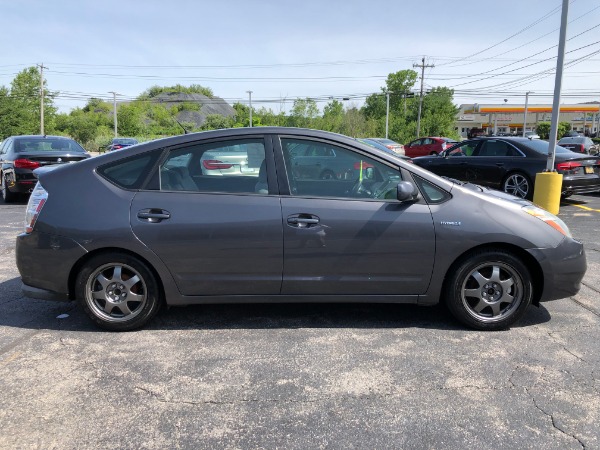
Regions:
[[445, 249, 532, 330], [503, 172, 532, 199], [1, 175, 17, 203], [76, 253, 162, 331]]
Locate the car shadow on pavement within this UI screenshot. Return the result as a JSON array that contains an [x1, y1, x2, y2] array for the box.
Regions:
[[0, 276, 552, 332]]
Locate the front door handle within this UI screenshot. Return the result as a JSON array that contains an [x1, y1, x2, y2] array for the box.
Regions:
[[137, 209, 171, 223], [287, 214, 320, 228]]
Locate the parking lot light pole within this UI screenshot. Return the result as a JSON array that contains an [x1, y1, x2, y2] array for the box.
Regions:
[[109, 91, 118, 137], [246, 91, 253, 127], [385, 91, 392, 139], [533, 0, 568, 215], [522, 91, 532, 137]]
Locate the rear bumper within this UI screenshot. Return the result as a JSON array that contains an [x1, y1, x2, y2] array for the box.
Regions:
[[527, 237, 587, 302], [16, 231, 87, 299], [562, 175, 600, 195], [21, 283, 69, 301]]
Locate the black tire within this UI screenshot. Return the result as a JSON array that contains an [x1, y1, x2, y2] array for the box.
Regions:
[[445, 249, 532, 331], [502, 172, 532, 200], [76, 252, 162, 331], [1, 175, 17, 203]]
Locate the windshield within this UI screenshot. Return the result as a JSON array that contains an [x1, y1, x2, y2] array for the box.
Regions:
[[525, 139, 571, 154]]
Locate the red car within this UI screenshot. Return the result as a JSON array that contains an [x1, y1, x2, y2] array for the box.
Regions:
[[404, 137, 459, 158]]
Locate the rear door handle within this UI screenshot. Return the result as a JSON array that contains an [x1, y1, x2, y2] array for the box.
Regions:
[[137, 209, 171, 223], [496, 162, 504, 167]]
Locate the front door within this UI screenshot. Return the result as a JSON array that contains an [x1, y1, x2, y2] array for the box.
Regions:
[[277, 137, 436, 295]]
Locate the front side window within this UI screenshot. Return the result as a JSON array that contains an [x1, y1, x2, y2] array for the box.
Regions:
[[160, 138, 267, 194], [446, 141, 478, 157], [281, 138, 402, 200]]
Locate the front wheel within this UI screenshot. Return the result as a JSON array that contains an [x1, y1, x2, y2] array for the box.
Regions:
[[503, 173, 532, 199], [445, 250, 532, 330], [76, 253, 162, 331]]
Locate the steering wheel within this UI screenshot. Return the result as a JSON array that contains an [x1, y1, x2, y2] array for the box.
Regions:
[[349, 179, 372, 198]]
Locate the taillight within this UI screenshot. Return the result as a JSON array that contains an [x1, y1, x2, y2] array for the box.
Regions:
[[14, 158, 41, 169], [556, 161, 582, 173], [24, 183, 48, 233], [202, 160, 233, 170]]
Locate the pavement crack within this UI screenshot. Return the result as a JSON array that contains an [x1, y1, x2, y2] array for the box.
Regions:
[[547, 331, 587, 363], [569, 294, 600, 318], [527, 390, 586, 449]]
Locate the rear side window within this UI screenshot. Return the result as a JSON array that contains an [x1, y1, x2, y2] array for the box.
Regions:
[[98, 151, 161, 189]]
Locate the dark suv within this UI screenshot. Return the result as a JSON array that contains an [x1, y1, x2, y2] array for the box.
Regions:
[[0, 135, 90, 202]]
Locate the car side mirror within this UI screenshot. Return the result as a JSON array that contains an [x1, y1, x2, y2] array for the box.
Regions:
[[396, 181, 418, 202]]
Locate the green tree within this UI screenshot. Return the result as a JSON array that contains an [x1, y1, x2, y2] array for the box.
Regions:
[[201, 114, 231, 130], [322, 100, 344, 132], [418, 87, 459, 139], [289, 98, 319, 128], [535, 122, 571, 139], [0, 67, 57, 138]]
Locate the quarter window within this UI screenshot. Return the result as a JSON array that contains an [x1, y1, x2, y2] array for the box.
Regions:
[[98, 151, 161, 189], [281, 138, 402, 200]]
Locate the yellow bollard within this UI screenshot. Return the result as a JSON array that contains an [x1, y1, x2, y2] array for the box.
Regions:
[[533, 172, 563, 215]]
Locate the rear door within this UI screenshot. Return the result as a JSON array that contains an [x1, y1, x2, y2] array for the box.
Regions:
[[276, 136, 436, 296], [130, 135, 284, 296]]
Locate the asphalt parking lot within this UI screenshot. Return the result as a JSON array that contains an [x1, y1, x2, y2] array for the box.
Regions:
[[0, 193, 599, 449]]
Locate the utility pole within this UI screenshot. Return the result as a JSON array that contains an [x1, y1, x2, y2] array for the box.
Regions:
[[37, 63, 47, 135], [522, 91, 532, 137], [385, 91, 392, 139], [246, 91, 253, 127], [413, 57, 434, 138], [108, 91, 118, 137]]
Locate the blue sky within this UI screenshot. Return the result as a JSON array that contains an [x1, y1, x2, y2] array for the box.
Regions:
[[1, 0, 599, 112]]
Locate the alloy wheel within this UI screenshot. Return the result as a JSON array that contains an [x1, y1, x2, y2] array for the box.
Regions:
[[460, 261, 524, 323], [84, 263, 148, 323]]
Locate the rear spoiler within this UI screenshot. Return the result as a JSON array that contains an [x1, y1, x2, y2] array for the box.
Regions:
[[32, 165, 61, 179]]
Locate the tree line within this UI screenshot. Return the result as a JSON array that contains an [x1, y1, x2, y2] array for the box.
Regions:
[[0, 67, 460, 151]]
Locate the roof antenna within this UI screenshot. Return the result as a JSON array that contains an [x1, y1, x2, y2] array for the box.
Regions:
[[174, 118, 189, 134]]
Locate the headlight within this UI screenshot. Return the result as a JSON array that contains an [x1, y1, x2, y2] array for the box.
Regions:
[[522, 205, 571, 238]]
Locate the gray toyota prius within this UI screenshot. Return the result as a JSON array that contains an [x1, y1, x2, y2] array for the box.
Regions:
[[16, 127, 586, 331]]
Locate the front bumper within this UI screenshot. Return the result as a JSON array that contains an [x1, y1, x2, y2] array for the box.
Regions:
[[527, 237, 587, 302]]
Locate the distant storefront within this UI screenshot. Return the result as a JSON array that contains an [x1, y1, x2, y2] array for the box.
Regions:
[[456, 103, 600, 138]]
